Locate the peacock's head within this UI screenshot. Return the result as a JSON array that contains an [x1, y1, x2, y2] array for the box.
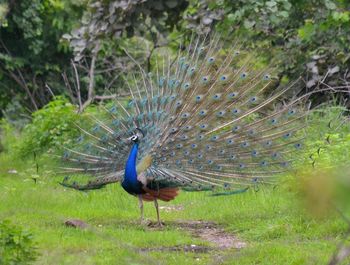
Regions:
[[128, 128, 145, 144], [130, 135, 139, 143]]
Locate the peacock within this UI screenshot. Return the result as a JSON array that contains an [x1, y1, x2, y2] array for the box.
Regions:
[[58, 34, 341, 226]]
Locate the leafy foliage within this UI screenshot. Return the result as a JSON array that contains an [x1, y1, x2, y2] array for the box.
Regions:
[[1, 0, 349, 118], [0, 0, 85, 114], [0, 220, 38, 264], [183, 0, 350, 90], [65, 0, 189, 61], [61, 0, 350, 109], [17, 97, 81, 157]]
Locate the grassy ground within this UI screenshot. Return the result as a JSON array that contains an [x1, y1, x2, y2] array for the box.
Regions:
[[1, 108, 349, 264], [1, 152, 350, 265]]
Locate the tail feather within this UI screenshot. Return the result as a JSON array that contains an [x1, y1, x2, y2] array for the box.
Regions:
[[60, 171, 123, 191]]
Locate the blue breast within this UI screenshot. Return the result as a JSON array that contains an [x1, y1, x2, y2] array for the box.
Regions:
[[121, 143, 144, 194]]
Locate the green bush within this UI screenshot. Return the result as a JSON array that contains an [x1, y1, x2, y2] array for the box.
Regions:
[[17, 96, 81, 157], [0, 220, 38, 264]]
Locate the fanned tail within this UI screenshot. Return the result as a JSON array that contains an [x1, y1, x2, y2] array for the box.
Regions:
[[55, 34, 347, 193]]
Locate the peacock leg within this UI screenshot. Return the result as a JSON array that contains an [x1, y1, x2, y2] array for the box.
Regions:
[[154, 199, 162, 226], [138, 194, 144, 224]]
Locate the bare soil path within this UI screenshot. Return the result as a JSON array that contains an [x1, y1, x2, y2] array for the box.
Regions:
[[142, 220, 246, 254]]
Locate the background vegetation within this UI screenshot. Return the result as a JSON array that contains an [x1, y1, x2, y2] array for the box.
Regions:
[[0, 0, 350, 264], [1, 0, 349, 119]]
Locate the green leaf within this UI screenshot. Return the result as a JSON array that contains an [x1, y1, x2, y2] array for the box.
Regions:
[[298, 22, 314, 41], [243, 19, 255, 29], [325, 0, 337, 10], [332, 11, 350, 23], [266, 1, 277, 7], [279, 11, 289, 18]]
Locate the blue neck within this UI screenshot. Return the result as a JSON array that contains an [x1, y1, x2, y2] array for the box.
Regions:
[[124, 143, 139, 184]]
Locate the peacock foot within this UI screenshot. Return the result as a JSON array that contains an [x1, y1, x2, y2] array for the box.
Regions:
[[147, 221, 165, 228]]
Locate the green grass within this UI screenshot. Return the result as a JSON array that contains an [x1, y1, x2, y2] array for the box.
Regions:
[[1, 152, 350, 264]]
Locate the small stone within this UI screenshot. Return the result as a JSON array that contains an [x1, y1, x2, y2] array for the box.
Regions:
[[64, 219, 88, 229]]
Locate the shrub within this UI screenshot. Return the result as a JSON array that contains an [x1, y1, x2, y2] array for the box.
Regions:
[[17, 96, 81, 157], [0, 220, 38, 264]]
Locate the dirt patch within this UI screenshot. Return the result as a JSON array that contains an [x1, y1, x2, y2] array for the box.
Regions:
[[140, 244, 215, 253], [174, 220, 246, 250], [144, 220, 246, 254]]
